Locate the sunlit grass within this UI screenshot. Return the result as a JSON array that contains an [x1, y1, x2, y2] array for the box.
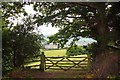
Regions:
[[44, 49, 66, 57]]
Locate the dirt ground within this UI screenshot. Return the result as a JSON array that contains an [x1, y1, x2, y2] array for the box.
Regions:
[[6, 69, 87, 78]]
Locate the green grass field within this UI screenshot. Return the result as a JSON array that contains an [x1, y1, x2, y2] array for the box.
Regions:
[[44, 49, 67, 57], [44, 49, 87, 57]]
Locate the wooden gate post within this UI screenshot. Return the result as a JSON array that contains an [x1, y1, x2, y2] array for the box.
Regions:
[[87, 54, 91, 71], [40, 52, 45, 71]]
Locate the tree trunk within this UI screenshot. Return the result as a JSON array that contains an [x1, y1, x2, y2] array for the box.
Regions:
[[96, 6, 109, 52], [13, 51, 16, 67], [13, 48, 24, 67], [90, 5, 119, 78], [15, 50, 24, 67], [91, 50, 119, 78]]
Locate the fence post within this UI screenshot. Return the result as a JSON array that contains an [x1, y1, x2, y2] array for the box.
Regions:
[[40, 52, 45, 71], [87, 54, 91, 71]]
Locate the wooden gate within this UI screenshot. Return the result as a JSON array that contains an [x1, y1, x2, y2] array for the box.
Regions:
[[45, 56, 89, 71], [24, 52, 91, 71], [44, 53, 91, 71]]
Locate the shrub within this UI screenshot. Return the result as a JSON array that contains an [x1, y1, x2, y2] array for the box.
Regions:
[[66, 45, 88, 56]]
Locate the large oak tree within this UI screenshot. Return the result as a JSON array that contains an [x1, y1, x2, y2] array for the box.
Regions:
[[33, 2, 120, 77]]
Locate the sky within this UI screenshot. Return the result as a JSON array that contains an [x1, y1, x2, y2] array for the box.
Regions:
[[24, 5, 60, 37], [37, 24, 60, 36]]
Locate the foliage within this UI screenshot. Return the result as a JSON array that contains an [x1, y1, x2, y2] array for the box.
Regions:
[[66, 45, 88, 56], [2, 21, 43, 74], [1, 2, 44, 75], [2, 28, 13, 72]]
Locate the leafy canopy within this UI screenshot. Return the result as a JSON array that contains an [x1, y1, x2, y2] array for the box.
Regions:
[[33, 2, 120, 50]]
